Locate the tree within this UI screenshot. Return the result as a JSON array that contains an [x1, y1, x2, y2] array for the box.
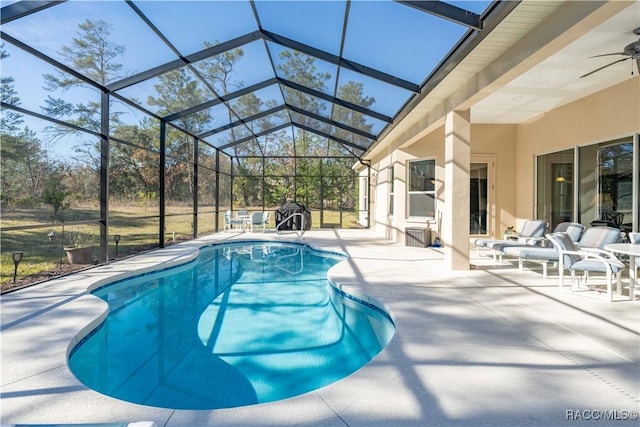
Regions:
[[147, 69, 208, 203], [0, 128, 51, 207], [42, 167, 69, 217], [197, 42, 244, 95], [41, 19, 126, 166], [43, 19, 125, 89], [147, 41, 244, 204], [0, 44, 23, 134], [109, 123, 160, 199]]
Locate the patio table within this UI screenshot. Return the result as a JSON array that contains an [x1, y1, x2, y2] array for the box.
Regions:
[[236, 213, 251, 232], [604, 243, 640, 301]]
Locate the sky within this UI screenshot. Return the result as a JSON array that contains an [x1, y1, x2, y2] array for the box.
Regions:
[[1, 0, 491, 159]]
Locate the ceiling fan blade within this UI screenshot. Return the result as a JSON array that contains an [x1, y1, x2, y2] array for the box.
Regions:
[[580, 57, 630, 78], [589, 52, 626, 58]]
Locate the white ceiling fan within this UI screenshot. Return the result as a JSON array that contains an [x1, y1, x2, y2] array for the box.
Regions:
[[580, 26, 640, 78]]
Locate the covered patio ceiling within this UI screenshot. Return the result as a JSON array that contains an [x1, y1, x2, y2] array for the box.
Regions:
[[1, 0, 499, 160]]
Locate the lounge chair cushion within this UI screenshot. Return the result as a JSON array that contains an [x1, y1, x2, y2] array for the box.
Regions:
[[538, 222, 584, 247], [503, 222, 584, 260], [571, 259, 626, 273], [474, 219, 547, 249], [502, 245, 558, 261], [489, 240, 540, 252], [577, 226, 621, 249]]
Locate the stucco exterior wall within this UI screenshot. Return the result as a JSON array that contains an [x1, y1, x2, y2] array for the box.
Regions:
[[470, 124, 518, 239], [366, 124, 518, 243], [363, 78, 639, 244], [516, 77, 640, 225]]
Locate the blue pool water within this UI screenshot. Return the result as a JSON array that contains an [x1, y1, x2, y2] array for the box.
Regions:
[[69, 242, 395, 410]]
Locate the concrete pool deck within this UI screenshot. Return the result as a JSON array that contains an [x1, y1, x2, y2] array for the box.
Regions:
[[1, 229, 639, 426]]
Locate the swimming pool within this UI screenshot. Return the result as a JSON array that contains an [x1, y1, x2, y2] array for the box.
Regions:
[[69, 241, 395, 410]]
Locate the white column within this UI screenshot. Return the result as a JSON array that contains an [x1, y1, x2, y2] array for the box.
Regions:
[[443, 110, 471, 270]]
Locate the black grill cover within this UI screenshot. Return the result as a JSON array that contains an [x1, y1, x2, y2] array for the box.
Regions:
[[275, 203, 312, 230]]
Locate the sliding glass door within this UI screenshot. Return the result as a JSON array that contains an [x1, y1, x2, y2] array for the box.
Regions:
[[470, 155, 495, 236], [470, 162, 488, 234], [537, 135, 638, 234], [579, 137, 635, 232], [536, 149, 574, 230]]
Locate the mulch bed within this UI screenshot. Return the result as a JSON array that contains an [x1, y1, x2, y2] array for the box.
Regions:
[[1, 264, 95, 294]]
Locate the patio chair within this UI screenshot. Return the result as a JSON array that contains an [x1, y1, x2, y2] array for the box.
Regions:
[[502, 222, 584, 278], [249, 211, 269, 232], [546, 232, 625, 302], [576, 226, 622, 249], [224, 210, 244, 232], [262, 211, 271, 230], [604, 210, 625, 228], [474, 219, 547, 262], [502, 223, 618, 276]]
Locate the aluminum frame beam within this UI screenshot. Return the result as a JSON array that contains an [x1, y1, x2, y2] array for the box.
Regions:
[[287, 104, 377, 141], [164, 78, 278, 122], [260, 29, 420, 93], [0, 0, 64, 25], [396, 1, 482, 30], [218, 123, 291, 150], [277, 77, 392, 123], [106, 28, 418, 95], [292, 122, 369, 152], [197, 105, 288, 139], [197, 102, 376, 143], [107, 31, 261, 92]]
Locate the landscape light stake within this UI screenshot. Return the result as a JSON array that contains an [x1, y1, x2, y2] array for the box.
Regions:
[[12, 251, 23, 283], [113, 234, 121, 258], [47, 218, 65, 269]]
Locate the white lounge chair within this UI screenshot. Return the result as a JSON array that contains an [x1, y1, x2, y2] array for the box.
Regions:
[[474, 219, 547, 262]]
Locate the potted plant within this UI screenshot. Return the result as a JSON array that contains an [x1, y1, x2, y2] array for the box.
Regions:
[[63, 231, 96, 264], [504, 226, 517, 240]]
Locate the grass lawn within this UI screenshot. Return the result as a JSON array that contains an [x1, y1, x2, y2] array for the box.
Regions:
[[1, 204, 360, 289]]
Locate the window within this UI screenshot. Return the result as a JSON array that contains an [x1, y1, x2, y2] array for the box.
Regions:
[[407, 159, 436, 218], [360, 176, 369, 212]]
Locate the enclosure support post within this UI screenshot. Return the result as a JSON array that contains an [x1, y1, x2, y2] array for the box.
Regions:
[[262, 156, 266, 213], [367, 162, 371, 229], [159, 121, 166, 248], [230, 156, 234, 212], [193, 136, 198, 239], [99, 91, 109, 263], [215, 150, 220, 232], [320, 159, 324, 227]]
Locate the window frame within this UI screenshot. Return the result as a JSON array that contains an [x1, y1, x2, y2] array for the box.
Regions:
[[407, 158, 437, 219], [388, 164, 395, 216]]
